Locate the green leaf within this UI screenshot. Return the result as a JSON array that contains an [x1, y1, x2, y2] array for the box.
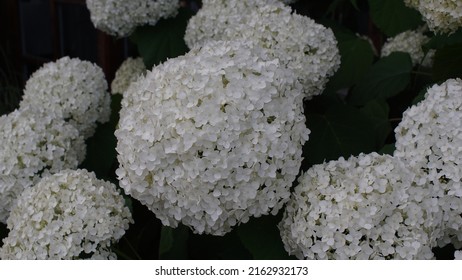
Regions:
[[159, 225, 189, 259], [237, 214, 294, 260], [379, 143, 395, 155], [433, 43, 462, 81], [368, 0, 424, 37], [326, 0, 343, 15], [188, 230, 252, 259], [326, 0, 359, 15], [130, 8, 192, 69], [360, 100, 391, 148], [350, 0, 359, 10], [303, 104, 377, 167], [349, 52, 413, 106], [424, 29, 462, 51], [326, 31, 375, 91], [412, 85, 430, 105], [79, 94, 122, 181]]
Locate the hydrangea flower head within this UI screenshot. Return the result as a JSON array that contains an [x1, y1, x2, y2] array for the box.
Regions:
[[0, 108, 85, 224], [279, 153, 438, 260], [20, 56, 110, 139], [86, 0, 180, 37], [111, 57, 147, 95], [116, 40, 309, 235], [404, 0, 462, 34], [381, 29, 434, 67], [455, 250, 462, 260], [184, 0, 340, 99], [0, 169, 133, 259], [394, 78, 462, 247]]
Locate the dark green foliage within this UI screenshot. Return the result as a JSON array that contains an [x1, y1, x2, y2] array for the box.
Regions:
[[433, 43, 462, 81], [237, 214, 295, 260], [130, 8, 192, 69], [79, 94, 122, 182], [303, 104, 378, 167], [349, 52, 413, 105], [326, 26, 375, 91], [159, 225, 190, 259], [368, 0, 424, 37]]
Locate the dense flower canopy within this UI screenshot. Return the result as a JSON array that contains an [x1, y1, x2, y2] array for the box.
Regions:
[[0, 108, 85, 224], [111, 57, 147, 95], [86, 0, 180, 37], [0, 169, 133, 260], [116, 40, 309, 235], [404, 0, 462, 34], [279, 153, 438, 260], [184, 0, 340, 99], [19, 57, 110, 139]]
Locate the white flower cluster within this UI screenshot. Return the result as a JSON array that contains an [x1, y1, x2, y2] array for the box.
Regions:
[[116, 40, 309, 235], [281, 79, 462, 259], [184, 0, 340, 99], [86, 0, 180, 37], [1, 56, 110, 224], [20, 57, 110, 139], [455, 250, 462, 260], [404, 0, 462, 34], [381, 29, 435, 67], [0, 169, 133, 260], [279, 153, 438, 260], [111, 57, 147, 95], [0, 108, 85, 224], [394, 78, 462, 248]]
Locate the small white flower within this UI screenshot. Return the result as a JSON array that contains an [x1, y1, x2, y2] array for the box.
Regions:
[[0, 169, 133, 260], [184, 0, 340, 99], [395, 78, 462, 249], [20, 56, 110, 139], [455, 250, 462, 260], [381, 28, 435, 67], [86, 0, 180, 37], [279, 153, 438, 260], [116, 40, 309, 235], [111, 57, 146, 95], [404, 0, 462, 34], [0, 108, 85, 224]]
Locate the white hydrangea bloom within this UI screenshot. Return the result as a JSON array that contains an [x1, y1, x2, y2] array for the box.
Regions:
[[111, 57, 147, 95], [381, 29, 435, 67], [116, 40, 309, 235], [0, 108, 85, 224], [86, 0, 180, 37], [404, 0, 462, 34], [455, 250, 462, 260], [0, 169, 133, 260], [0, 109, 85, 222], [394, 78, 462, 247], [279, 153, 438, 260], [20, 57, 111, 139], [184, 0, 340, 99]]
